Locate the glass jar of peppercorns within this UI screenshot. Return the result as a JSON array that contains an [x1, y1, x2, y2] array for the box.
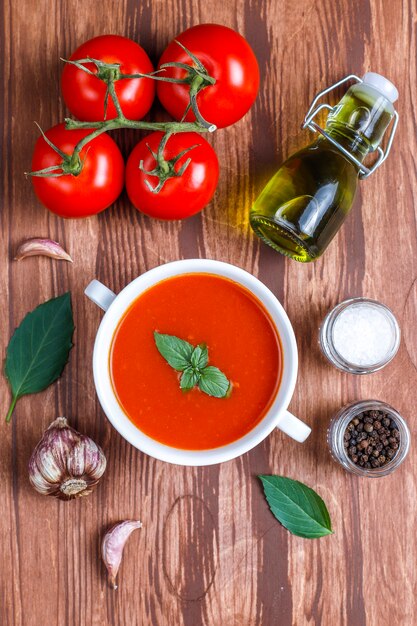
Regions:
[[327, 400, 410, 477]]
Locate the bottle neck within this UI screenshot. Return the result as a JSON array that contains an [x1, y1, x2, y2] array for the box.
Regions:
[[322, 81, 396, 169], [324, 127, 370, 164]]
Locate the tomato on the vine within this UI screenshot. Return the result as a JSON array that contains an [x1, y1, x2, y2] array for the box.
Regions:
[[31, 123, 124, 218], [125, 132, 219, 220], [156, 24, 260, 129], [61, 35, 155, 121]]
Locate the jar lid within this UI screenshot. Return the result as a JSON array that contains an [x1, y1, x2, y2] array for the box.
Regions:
[[362, 72, 399, 103]]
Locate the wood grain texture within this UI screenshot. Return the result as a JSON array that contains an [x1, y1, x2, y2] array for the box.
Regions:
[[1, 0, 416, 624]]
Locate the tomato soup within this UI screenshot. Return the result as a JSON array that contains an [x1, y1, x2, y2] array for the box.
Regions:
[[110, 273, 282, 450]]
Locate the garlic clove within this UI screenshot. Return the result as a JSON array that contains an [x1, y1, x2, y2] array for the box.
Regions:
[[102, 520, 142, 589], [28, 417, 106, 500], [15, 238, 73, 262]]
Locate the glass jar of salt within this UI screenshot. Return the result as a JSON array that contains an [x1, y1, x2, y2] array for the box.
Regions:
[[319, 298, 401, 374]]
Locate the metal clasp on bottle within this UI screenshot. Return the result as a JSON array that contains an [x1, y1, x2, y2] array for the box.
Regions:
[[301, 74, 399, 179]]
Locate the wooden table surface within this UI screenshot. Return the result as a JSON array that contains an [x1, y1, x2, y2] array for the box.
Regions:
[[1, 0, 416, 624]]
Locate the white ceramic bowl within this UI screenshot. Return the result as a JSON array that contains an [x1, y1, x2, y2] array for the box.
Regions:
[[85, 259, 311, 466]]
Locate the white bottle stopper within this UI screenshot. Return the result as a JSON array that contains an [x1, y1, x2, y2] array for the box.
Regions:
[[362, 72, 398, 103]]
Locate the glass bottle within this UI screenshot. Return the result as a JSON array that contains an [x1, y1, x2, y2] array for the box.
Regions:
[[250, 73, 399, 262]]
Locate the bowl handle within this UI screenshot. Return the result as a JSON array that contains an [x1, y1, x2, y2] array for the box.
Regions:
[[85, 280, 116, 312], [277, 410, 311, 442]]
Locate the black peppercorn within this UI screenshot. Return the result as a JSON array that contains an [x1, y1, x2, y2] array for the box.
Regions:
[[343, 408, 402, 471]]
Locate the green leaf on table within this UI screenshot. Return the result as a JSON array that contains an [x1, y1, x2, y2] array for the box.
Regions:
[[180, 366, 201, 390], [259, 475, 333, 539], [190, 344, 208, 370], [198, 366, 230, 398], [4, 292, 74, 422], [154, 332, 193, 371]]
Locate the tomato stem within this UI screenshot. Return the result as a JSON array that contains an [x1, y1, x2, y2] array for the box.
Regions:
[[106, 81, 125, 120], [138, 132, 200, 193], [65, 118, 209, 132], [30, 43, 217, 187], [156, 132, 172, 173]]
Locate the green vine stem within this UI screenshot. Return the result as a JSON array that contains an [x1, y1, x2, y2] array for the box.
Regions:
[[61, 41, 216, 127], [29, 41, 217, 188]]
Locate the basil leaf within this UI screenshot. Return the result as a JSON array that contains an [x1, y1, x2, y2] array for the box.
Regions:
[[180, 366, 201, 390], [259, 476, 333, 539], [198, 366, 230, 398], [190, 344, 208, 370], [154, 332, 193, 371], [5, 292, 74, 422], [153, 332, 231, 399]]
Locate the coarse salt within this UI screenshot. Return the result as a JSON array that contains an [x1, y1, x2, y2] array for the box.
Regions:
[[332, 303, 397, 367]]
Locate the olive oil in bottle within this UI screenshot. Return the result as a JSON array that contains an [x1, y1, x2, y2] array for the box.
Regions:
[[250, 73, 399, 262]]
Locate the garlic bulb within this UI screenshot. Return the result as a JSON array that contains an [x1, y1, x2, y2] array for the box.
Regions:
[[28, 417, 106, 500]]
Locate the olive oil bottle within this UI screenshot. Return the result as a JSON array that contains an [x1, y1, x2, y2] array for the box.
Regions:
[[250, 73, 399, 262]]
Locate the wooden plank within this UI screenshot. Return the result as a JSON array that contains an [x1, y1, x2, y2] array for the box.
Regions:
[[1, 0, 416, 624]]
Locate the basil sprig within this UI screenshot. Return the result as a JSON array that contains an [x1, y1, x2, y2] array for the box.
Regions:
[[154, 332, 230, 398], [259, 475, 333, 539]]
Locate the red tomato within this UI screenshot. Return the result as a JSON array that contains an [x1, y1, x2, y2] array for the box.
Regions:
[[157, 24, 260, 129], [31, 123, 124, 218], [61, 35, 155, 121], [125, 132, 219, 220]]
